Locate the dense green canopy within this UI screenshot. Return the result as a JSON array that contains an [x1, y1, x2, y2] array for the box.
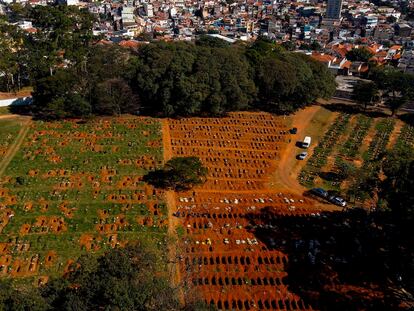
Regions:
[[30, 38, 335, 119], [144, 156, 208, 191]]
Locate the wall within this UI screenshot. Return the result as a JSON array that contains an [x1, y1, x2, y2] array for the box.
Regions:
[[0, 97, 32, 107]]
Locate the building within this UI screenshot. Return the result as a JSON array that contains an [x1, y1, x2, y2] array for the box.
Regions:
[[395, 23, 412, 37], [326, 0, 342, 19]]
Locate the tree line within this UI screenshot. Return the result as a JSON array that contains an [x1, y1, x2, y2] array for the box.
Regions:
[[31, 37, 336, 119]]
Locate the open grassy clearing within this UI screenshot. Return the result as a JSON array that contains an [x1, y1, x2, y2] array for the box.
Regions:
[[0, 117, 167, 284], [297, 110, 411, 203], [298, 113, 351, 188]]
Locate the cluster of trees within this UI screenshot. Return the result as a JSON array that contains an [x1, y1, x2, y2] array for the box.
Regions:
[[380, 143, 414, 220], [31, 37, 335, 119], [0, 5, 94, 93], [0, 243, 210, 311], [32, 46, 139, 119], [344, 141, 413, 215], [352, 67, 414, 115], [345, 47, 374, 62], [144, 157, 207, 191]]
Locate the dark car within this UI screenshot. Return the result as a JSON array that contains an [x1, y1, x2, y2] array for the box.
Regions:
[[310, 188, 329, 198], [290, 127, 298, 134], [297, 151, 308, 160]]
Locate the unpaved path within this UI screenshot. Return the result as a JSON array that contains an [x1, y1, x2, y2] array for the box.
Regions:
[[0, 90, 32, 100], [271, 106, 322, 194], [161, 119, 184, 302], [0, 114, 21, 120], [387, 119, 404, 149], [0, 118, 31, 177]]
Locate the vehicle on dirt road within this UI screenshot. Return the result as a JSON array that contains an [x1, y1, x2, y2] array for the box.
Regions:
[[302, 136, 311, 148], [329, 196, 347, 207], [290, 127, 297, 134], [297, 152, 308, 160]]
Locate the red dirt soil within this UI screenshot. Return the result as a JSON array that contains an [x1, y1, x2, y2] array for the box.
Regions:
[[166, 111, 332, 310]]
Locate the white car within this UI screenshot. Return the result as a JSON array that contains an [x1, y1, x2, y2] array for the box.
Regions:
[[302, 136, 312, 148]]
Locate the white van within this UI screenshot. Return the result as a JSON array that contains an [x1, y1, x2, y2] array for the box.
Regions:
[[302, 136, 311, 148]]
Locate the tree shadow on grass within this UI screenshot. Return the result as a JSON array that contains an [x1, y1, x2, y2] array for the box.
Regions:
[[318, 171, 345, 182], [245, 207, 413, 311], [399, 113, 414, 126]]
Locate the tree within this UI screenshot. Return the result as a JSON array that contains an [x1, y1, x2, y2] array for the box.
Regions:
[[42, 243, 210, 310], [144, 157, 208, 191], [336, 159, 357, 180], [196, 35, 230, 48], [370, 67, 414, 116], [281, 40, 296, 51], [93, 79, 140, 115], [130, 42, 256, 116], [0, 21, 26, 92], [32, 69, 90, 119], [310, 41, 322, 51], [381, 145, 414, 220], [346, 48, 374, 62], [255, 56, 299, 112], [0, 279, 49, 311], [251, 50, 335, 113], [352, 80, 379, 110], [28, 5, 95, 63]]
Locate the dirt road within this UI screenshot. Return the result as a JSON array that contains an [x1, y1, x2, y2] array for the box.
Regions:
[[161, 119, 184, 303], [0, 114, 21, 120], [271, 105, 322, 194], [0, 118, 31, 177]]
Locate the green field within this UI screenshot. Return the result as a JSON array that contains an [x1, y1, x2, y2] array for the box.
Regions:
[[0, 107, 12, 116], [0, 117, 166, 283], [298, 111, 409, 203]]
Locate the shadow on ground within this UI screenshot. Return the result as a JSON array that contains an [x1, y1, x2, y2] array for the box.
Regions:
[[245, 207, 413, 311], [399, 113, 414, 126]]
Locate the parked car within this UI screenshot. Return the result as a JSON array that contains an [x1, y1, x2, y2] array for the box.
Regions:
[[329, 196, 347, 207], [290, 127, 298, 134], [297, 152, 308, 160], [302, 136, 311, 148], [310, 188, 329, 198]]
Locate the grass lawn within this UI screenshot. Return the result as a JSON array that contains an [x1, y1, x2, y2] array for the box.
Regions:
[[0, 117, 167, 283], [298, 109, 402, 204], [300, 106, 334, 143], [0, 107, 11, 115]]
